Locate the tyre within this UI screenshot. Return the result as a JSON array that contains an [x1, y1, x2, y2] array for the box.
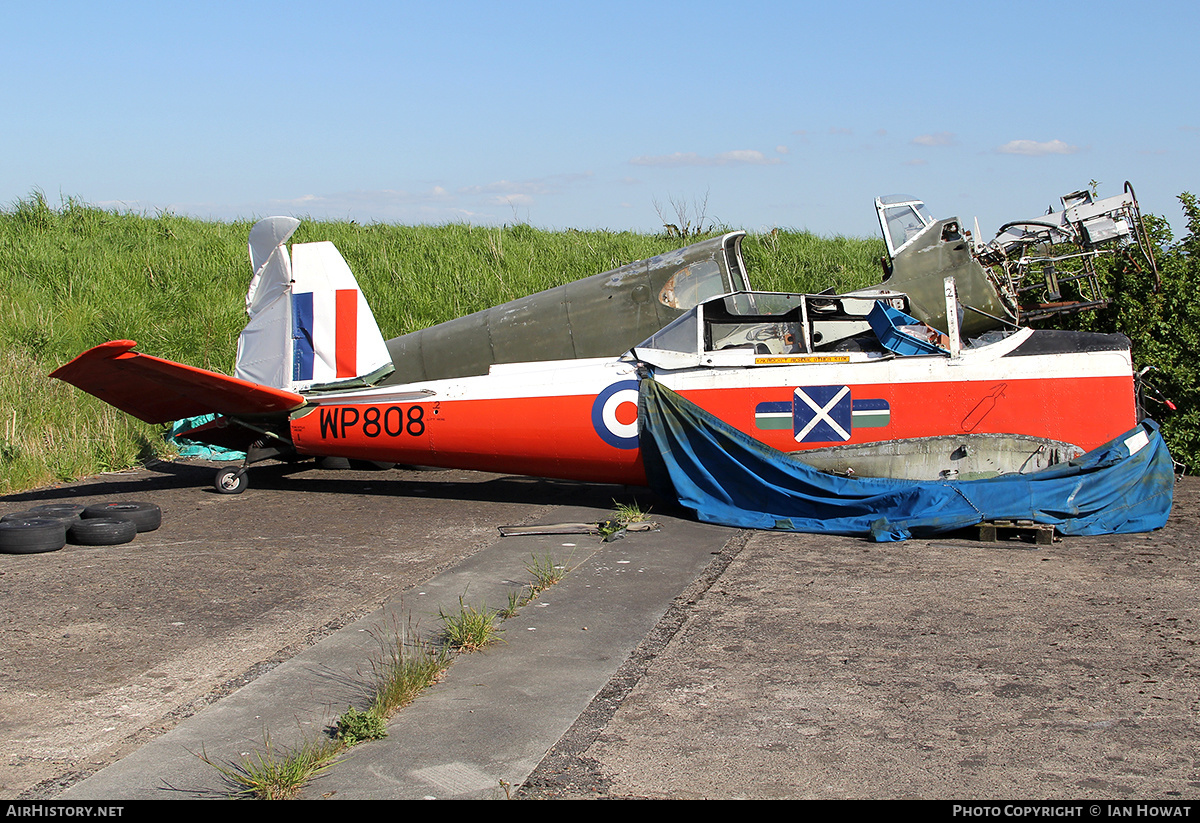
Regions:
[[29, 504, 86, 522], [214, 467, 248, 495], [68, 517, 138, 546], [4, 509, 80, 525], [0, 518, 67, 554], [82, 501, 162, 532]]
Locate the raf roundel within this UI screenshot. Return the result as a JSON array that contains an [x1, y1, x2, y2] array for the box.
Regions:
[[591, 380, 640, 450]]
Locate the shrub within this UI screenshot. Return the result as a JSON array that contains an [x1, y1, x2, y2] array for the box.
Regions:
[[1057, 194, 1200, 471]]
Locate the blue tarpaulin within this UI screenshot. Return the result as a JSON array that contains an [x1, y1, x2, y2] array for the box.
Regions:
[[167, 416, 245, 461], [638, 378, 1174, 541]]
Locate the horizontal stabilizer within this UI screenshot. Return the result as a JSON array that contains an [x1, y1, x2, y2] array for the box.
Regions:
[[51, 340, 306, 424]]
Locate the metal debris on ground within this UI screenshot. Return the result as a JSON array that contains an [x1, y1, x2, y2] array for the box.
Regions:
[[497, 521, 661, 538], [977, 519, 1056, 546]]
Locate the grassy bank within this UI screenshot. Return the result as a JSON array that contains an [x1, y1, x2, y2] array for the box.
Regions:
[[0, 193, 884, 493], [14, 190, 1196, 494]]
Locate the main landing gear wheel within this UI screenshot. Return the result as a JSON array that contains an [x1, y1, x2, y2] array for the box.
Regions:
[[214, 467, 249, 495]]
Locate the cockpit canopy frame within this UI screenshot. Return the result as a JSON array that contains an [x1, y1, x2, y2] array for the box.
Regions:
[[632, 290, 911, 369]]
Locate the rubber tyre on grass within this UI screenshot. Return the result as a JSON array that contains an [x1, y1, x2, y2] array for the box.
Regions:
[[0, 518, 67, 554], [68, 517, 138, 546], [82, 501, 162, 532]]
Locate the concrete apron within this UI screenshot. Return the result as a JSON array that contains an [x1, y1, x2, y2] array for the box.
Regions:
[[60, 506, 734, 800]]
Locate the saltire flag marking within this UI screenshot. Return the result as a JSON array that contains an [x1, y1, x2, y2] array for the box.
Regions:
[[794, 385, 852, 442], [754, 389, 891, 441]]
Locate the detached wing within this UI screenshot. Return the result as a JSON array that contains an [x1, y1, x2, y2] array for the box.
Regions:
[[51, 340, 306, 424]]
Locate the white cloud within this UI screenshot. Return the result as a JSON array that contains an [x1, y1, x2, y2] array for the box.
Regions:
[[488, 193, 535, 207], [268, 187, 453, 210], [458, 172, 593, 198], [441, 172, 594, 215], [996, 139, 1079, 156], [719, 149, 781, 165], [170, 173, 594, 225], [459, 179, 543, 196], [903, 158, 928, 167], [258, 189, 480, 224], [912, 132, 956, 147], [629, 150, 783, 167]]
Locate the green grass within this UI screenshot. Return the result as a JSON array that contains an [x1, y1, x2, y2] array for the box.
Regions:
[[438, 596, 502, 652], [0, 191, 885, 493], [198, 550, 572, 797], [525, 552, 568, 594], [202, 618, 450, 798], [498, 553, 572, 618], [333, 618, 450, 746], [0, 346, 175, 492], [499, 588, 525, 620], [612, 499, 651, 525], [597, 500, 656, 540], [364, 624, 451, 718], [334, 706, 388, 746], [198, 733, 342, 800]]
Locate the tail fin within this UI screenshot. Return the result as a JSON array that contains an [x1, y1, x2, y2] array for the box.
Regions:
[[234, 218, 393, 392]]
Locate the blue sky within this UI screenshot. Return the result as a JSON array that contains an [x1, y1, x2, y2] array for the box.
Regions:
[[4, 0, 1198, 241]]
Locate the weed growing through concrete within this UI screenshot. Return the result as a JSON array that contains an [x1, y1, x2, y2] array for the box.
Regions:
[[366, 624, 451, 718], [334, 706, 388, 746], [198, 552, 574, 796], [599, 500, 654, 541], [200, 618, 451, 797], [596, 518, 624, 540], [439, 596, 501, 651], [613, 499, 651, 525], [198, 733, 341, 800], [497, 552, 573, 620], [526, 552, 567, 594], [499, 588, 524, 619]]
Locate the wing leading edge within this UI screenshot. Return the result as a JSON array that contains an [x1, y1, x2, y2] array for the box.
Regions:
[[51, 340, 306, 424]]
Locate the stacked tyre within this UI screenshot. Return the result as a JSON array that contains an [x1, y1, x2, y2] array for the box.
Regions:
[[0, 501, 161, 553], [0, 517, 68, 554]]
